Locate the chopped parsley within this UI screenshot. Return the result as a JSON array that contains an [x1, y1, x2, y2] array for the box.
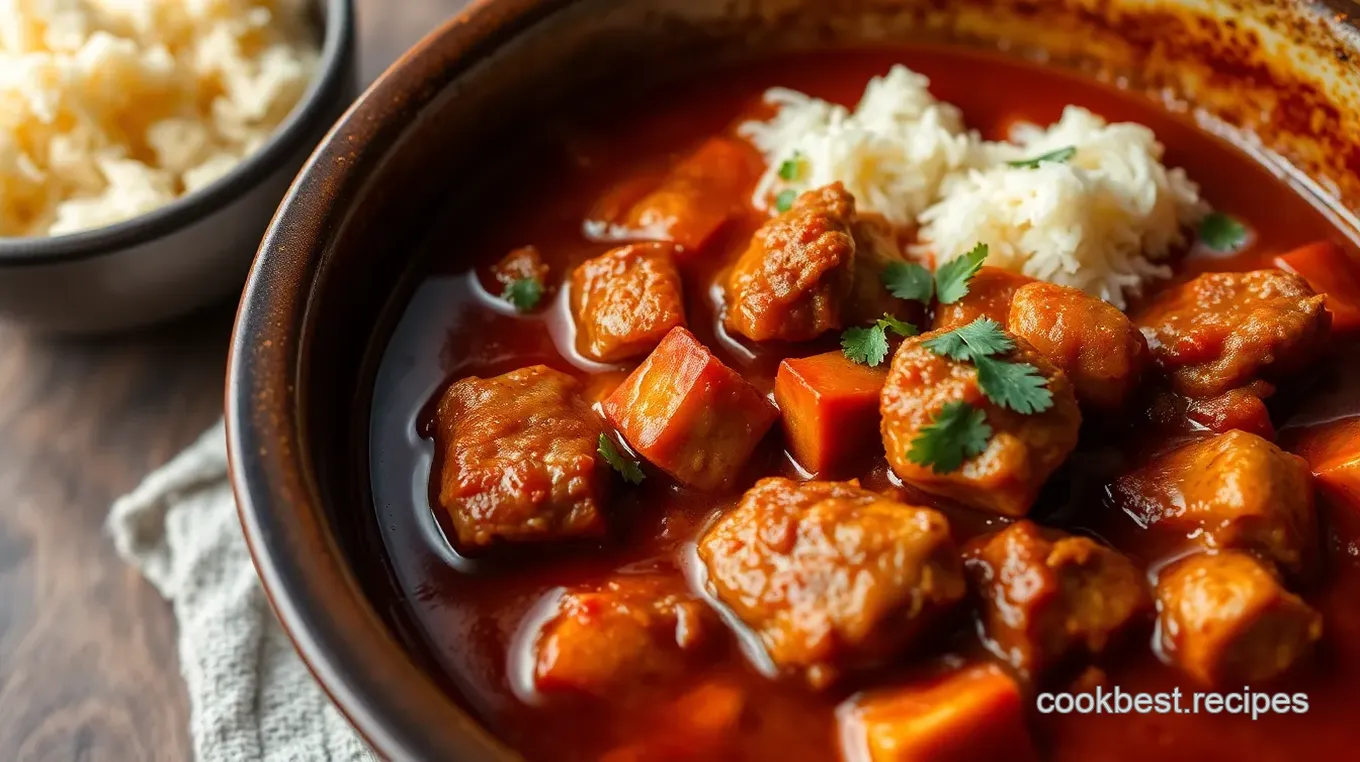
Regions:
[[777, 153, 803, 181], [842, 314, 919, 367], [881, 260, 935, 303], [597, 434, 645, 485], [774, 188, 799, 213], [934, 243, 989, 304], [501, 277, 544, 312], [1198, 212, 1248, 253], [907, 401, 993, 474], [923, 317, 1054, 414], [1007, 145, 1077, 169]]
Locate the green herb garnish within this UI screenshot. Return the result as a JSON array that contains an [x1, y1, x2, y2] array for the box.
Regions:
[[881, 260, 935, 303], [934, 243, 989, 305], [597, 434, 645, 485], [922, 317, 1015, 361], [923, 317, 1053, 414], [841, 314, 919, 367], [907, 401, 993, 474], [1007, 145, 1077, 169], [777, 152, 803, 181], [1198, 212, 1248, 253], [774, 189, 798, 213], [502, 277, 544, 312]]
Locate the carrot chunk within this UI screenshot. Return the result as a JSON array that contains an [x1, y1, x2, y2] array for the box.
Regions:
[[622, 137, 760, 257], [775, 351, 888, 476], [1274, 240, 1360, 335], [837, 663, 1038, 762], [1284, 416, 1360, 509], [604, 327, 776, 490]]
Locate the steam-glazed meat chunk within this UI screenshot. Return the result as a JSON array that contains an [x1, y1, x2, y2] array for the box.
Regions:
[[1156, 552, 1322, 687], [1110, 430, 1317, 575], [964, 521, 1151, 675], [697, 478, 965, 689], [931, 267, 1035, 331], [1133, 270, 1329, 398], [724, 183, 857, 342], [880, 329, 1081, 517], [532, 575, 716, 696], [837, 664, 1038, 762], [434, 365, 606, 549], [571, 243, 686, 362], [1009, 282, 1149, 411]]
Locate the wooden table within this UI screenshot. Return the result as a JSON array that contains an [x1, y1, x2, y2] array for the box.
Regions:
[[0, 2, 464, 759]]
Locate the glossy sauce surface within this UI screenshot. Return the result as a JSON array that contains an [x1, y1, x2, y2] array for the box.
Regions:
[[368, 47, 1360, 761]]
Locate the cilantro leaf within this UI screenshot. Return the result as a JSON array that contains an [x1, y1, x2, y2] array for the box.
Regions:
[[597, 434, 645, 485], [876, 314, 918, 338], [502, 277, 543, 312], [922, 317, 1014, 361], [882, 260, 935, 303], [934, 243, 988, 304], [777, 152, 802, 181], [774, 189, 798, 213], [1007, 145, 1077, 169], [1198, 212, 1248, 253], [841, 325, 891, 367], [973, 355, 1054, 414], [907, 401, 993, 473]]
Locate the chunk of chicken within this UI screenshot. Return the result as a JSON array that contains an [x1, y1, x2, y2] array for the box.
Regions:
[[571, 242, 686, 363], [532, 575, 715, 696], [880, 329, 1081, 517], [621, 137, 759, 256], [1133, 270, 1329, 398], [603, 327, 776, 490], [1109, 430, 1317, 575], [697, 477, 965, 689], [724, 184, 857, 342], [434, 366, 606, 549], [837, 664, 1038, 762], [1156, 552, 1322, 687], [1008, 281, 1149, 411], [931, 267, 1035, 331], [964, 521, 1151, 675]]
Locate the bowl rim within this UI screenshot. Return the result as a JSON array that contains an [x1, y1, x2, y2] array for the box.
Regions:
[[227, 1, 565, 759], [0, 0, 356, 265]]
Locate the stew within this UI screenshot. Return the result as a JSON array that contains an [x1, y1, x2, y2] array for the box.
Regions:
[[368, 47, 1360, 762]]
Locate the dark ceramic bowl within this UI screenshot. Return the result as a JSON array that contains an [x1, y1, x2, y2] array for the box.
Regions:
[[0, 0, 356, 334], [227, 0, 1360, 758]]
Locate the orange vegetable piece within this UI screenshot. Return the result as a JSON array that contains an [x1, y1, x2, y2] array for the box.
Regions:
[[774, 351, 888, 476], [604, 327, 777, 490], [1274, 240, 1360, 336], [622, 137, 761, 257], [837, 663, 1038, 762], [1284, 416, 1360, 509]]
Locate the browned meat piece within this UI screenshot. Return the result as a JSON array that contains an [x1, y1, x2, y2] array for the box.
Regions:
[[880, 329, 1082, 517], [1143, 381, 1276, 440], [492, 245, 549, 287], [620, 137, 760, 256], [434, 365, 607, 549], [532, 575, 716, 696], [724, 183, 857, 342], [1133, 270, 1329, 398], [837, 664, 1039, 762], [846, 212, 925, 327], [964, 521, 1151, 675], [1109, 429, 1317, 575], [570, 242, 686, 363], [931, 266, 1035, 331], [1008, 281, 1149, 411], [1156, 552, 1322, 687], [697, 477, 964, 689]]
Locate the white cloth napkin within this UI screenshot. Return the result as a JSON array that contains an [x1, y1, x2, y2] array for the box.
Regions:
[[107, 421, 375, 762]]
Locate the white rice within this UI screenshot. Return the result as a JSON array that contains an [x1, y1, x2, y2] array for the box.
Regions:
[[738, 65, 976, 228], [917, 106, 1207, 308], [739, 68, 1208, 308]]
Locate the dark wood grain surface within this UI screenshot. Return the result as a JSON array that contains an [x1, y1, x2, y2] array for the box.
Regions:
[[0, 2, 464, 759]]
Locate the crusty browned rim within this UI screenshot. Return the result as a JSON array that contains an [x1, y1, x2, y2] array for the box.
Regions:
[[0, 0, 354, 265], [227, 0, 574, 759]]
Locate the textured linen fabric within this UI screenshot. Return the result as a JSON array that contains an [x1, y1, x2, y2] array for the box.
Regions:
[[107, 421, 375, 762]]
